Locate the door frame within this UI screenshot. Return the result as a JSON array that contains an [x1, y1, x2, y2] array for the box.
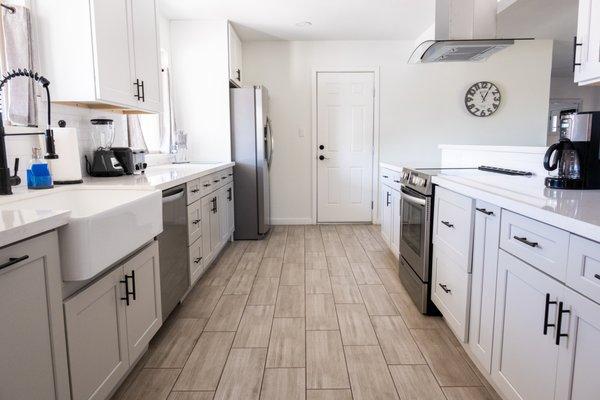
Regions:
[[311, 66, 381, 224]]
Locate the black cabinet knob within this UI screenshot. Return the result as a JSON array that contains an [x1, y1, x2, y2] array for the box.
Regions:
[[319, 155, 325, 161], [319, 145, 325, 150]]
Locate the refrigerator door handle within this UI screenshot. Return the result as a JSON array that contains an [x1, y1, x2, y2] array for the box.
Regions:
[[265, 118, 274, 167]]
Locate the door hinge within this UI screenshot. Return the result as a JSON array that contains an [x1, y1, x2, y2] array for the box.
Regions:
[[372, 87, 375, 98], [371, 201, 374, 210]]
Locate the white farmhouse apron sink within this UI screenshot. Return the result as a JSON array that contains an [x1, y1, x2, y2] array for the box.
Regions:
[[0, 188, 162, 281]]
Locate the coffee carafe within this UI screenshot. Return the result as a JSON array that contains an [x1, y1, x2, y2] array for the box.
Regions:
[[543, 138, 583, 189]]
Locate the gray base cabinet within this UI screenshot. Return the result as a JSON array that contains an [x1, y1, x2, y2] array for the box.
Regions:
[[64, 241, 161, 400], [0, 231, 70, 400]]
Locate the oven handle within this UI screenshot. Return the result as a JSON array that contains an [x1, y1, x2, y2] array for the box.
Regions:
[[400, 188, 427, 206]]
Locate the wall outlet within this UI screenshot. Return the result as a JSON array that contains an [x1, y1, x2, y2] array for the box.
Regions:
[[298, 128, 305, 138]]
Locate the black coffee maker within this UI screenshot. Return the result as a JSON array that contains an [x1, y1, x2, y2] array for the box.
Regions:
[[544, 112, 600, 190]]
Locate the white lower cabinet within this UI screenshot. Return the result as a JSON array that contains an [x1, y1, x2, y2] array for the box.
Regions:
[[556, 287, 600, 400], [390, 189, 401, 252], [492, 250, 564, 400], [122, 243, 162, 362], [431, 243, 471, 342], [0, 232, 70, 400], [188, 237, 205, 286], [64, 241, 161, 400], [469, 201, 501, 373], [379, 182, 400, 257]]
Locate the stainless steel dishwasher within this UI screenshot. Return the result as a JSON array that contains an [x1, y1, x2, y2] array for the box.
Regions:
[[158, 184, 189, 321]]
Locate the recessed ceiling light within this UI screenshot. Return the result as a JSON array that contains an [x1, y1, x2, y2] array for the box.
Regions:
[[295, 21, 312, 27]]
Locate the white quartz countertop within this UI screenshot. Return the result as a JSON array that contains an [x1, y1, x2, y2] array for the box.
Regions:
[[380, 162, 404, 173], [0, 209, 71, 248], [432, 169, 600, 243], [0, 162, 234, 248], [83, 162, 235, 190]]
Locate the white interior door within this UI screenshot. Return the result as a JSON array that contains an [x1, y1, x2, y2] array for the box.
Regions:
[[317, 72, 374, 223]]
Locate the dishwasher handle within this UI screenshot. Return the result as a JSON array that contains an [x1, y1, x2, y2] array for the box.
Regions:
[[162, 187, 185, 203]]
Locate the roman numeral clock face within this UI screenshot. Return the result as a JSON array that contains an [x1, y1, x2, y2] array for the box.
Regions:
[[465, 81, 501, 117]]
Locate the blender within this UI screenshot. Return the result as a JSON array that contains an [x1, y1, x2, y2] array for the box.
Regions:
[[86, 119, 125, 177]]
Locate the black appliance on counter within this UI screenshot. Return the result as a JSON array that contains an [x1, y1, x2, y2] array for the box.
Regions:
[[544, 111, 600, 189], [112, 147, 148, 175]]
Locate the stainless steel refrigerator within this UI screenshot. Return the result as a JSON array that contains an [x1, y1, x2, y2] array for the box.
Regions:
[[230, 86, 273, 240]]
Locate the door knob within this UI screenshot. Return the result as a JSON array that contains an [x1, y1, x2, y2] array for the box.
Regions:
[[319, 145, 325, 150]]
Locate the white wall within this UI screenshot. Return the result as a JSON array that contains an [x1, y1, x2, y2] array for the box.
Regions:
[[170, 20, 231, 162], [550, 76, 600, 112], [242, 40, 553, 223]]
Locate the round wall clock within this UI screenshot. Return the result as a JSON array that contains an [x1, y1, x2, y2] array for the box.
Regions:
[[465, 81, 501, 117]]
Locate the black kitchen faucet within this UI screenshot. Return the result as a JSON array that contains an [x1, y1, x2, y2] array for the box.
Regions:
[[0, 68, 58, 195]]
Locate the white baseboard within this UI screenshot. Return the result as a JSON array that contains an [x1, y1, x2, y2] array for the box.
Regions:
[[271, 217, 314, 225]]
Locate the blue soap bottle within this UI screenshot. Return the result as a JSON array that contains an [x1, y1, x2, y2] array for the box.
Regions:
[[27, 147, 54, 189]]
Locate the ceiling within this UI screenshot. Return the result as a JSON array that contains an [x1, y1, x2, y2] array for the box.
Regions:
[[159, 0, 580, 77], [158, 0, 435, 41], [497, 0, 579, 77]]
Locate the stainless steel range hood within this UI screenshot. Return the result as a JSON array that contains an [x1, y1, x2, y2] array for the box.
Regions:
[[409, 0, 519, 64]]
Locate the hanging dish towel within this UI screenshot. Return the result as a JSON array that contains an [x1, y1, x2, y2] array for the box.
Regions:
[[1, 3, 37, 126]]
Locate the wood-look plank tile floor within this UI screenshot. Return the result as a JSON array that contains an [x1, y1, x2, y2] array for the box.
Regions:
[[111, 224, 501, 400]]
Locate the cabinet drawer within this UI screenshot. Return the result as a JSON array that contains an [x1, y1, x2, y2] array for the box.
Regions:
[[380, 168, 401, 191], [431, 243, 471, 342], [500, 210, 569, 281], [186, 179, 202, 205], [567, 235, 600, 303], [188, 201, 202, 244], [189, 237, 205, 286], [199, 175, 215, 197], [433, 186, 474, 270]]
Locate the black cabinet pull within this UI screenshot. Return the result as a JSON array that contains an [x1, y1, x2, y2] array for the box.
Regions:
[[441, 221, 454, 228], [192, 219, 201, 225], [543, 293, 557, 335], [133, 79, 141, 100], [227, 188, 232, 201], [221, 176, 227, 180], [203, 183, 211, 187], [228, 173, 233, 176], [213, 180, 220, 183], [236, 68, 241, 81], [130, 270, 136, 300], [555, 301, 570, 345], [212, 197, 218, 213], [573, 36, 583, 72], [121, 271, 136, 305], [382, 175, 389, 178], [439, 283, 451, 294], [476, 207, 494, 216], [514, 236, 538, 248], [595, 274, 600, 280], [140, 80, 145, 102], [191, 189, 200, 193], [0, 255, 29, 271], [386, 192, 391, 206], [393, 180, 401, 183], [120, 276, 131, 306], [194, 257, 202, 264]]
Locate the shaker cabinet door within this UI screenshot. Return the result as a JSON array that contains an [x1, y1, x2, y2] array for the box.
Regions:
[[555, 287, 600, 400], [492, 250, 563, 400], [91, 0, 136, 107], [64, 267, 129, 400], [130, 0, 162, 112], [469, 201, 501, 374], [123, 241, 162, 363]]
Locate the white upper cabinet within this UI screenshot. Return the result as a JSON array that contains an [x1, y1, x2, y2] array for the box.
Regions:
[[36, 0, 162, 112], [228, 23, 243, 86], [575, 0, 600, 86], [130, 0, 162, 112]]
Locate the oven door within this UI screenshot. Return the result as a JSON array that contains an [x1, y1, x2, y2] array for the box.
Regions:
[[399, 186, 432, 282]]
